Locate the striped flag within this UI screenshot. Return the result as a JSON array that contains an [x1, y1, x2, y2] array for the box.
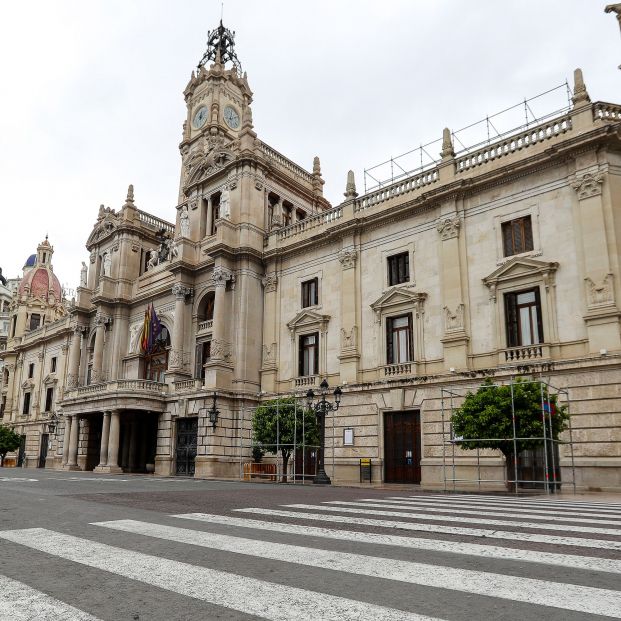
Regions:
[[140, 303, 163, 354]]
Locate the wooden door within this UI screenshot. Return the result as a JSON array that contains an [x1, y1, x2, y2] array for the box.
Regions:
[[384, 411, 421, 483]]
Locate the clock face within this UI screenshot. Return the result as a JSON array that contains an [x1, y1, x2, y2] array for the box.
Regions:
[[223, 105, 240, 129], [192, 106, 208, 129]]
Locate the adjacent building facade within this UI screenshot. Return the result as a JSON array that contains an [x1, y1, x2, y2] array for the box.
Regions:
[[1, 24, 620, 490]]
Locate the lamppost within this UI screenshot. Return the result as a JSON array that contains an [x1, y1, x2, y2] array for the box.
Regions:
[[207, 392, 219, 430], [306, 378, 342, 485]]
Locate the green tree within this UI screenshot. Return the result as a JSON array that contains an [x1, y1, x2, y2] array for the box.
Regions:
[[451, 378, 568, 487], [252, 397, 319, 482], [0, 425, 21, 467]]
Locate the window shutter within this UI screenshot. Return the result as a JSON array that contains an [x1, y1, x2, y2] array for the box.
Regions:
[[404, 253, 410, 282], [502, 222, 513, 256], [386, 317, 394, 364], [534, 287, 544, 343], [298, 335, 304, 376], [313, 278, 318, 305], [505, 292, 519, 347], [313, 332, 319, 374], [407, 313, 414, 361], [524, 217, 534, 252]]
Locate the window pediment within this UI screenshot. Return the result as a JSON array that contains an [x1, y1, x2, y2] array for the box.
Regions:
[[483, 257, 558, 293], [370, 288, 426, 313], [21, 379, 34, 390], [43, 374, 58, 385], [287, 310, 330, 334]]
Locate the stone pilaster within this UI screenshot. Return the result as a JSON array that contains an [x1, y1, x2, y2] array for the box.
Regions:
[[337, 247, 360, 383], [66, 326, 85, 389], [437, 213, 469, 369], [167, 284, 193, 379], [260, 272, 278, 392], [571, 166, 621, 352], [204, 265, 234, 389]]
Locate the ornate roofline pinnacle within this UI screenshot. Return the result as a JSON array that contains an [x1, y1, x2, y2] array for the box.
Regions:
[[197, 20, 242, 75]]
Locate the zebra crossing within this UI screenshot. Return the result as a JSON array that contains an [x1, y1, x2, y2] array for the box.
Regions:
[[1, 492, 620, 620]]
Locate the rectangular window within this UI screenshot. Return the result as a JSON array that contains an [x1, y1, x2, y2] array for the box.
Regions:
[[301, 278, 319, 308], [50, 357, 57, 373], [28, 363, 35, 379], [45, 387, 54, 412], [502, 216, 534, 257], [29, 313, 41, 331], [387, 252, 410, 286], [22, 392, 31, 415], [299, 332, 319, 376], [505, 288, 544, 347], [386, 313, 413, 364]]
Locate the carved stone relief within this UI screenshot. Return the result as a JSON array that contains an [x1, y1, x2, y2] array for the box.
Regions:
[[338, 248, 358, 270], [436, 216, 461, 241], [585, 274, 615, 308], [571, 170, 604, 200]]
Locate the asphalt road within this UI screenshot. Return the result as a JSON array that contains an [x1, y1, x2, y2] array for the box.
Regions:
[[0, 468, 620, 620]]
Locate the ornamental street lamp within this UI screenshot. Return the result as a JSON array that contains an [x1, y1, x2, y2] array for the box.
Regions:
[[306, 378, 342, 485], [207, 392, 219, 430]]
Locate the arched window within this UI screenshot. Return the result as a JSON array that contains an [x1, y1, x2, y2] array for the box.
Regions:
[[144, 326, 171, 383], [198, 291, 215, 323]]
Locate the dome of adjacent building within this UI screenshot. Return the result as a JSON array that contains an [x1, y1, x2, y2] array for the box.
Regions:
[[23, 254, 36, 268], [17, 267, 62, 301]]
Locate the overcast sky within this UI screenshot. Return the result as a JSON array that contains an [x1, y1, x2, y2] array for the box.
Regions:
[[0, 1, 619, 291]]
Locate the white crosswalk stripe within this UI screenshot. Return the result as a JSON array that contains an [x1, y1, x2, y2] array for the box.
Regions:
[[0, 527, 440, 621], [0, 574, 102, 620], [382, 496, 621, 518], [282, 502, 621, 535], [173, 511, 621, 574], [332, 499, 621, 525], [422, 494, 621, 509], [2, 493, 620, 620], [235, 507, 621, 549], [91, 518, 621, 617]]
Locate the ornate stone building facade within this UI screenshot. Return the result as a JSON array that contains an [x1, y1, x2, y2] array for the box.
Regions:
[[2, 24, 621, 490]]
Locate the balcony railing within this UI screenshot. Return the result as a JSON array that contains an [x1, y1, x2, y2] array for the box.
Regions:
[[68, 379, 168, 398], [384, 362, 413, 377], [504, 344, 546, 362], [295, 375, 318, 387], [198, 319, 213, 332], [173, 379, 203, 392]]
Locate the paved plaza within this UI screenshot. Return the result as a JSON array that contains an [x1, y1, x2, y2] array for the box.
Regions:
[[0, 468, 620, 620]]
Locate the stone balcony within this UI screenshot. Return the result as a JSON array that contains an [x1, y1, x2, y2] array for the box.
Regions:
[[383, 362, 413, 378], [61, 379, 169, 415], [197, 319, 213, 334], [502, 344, 550, 364]]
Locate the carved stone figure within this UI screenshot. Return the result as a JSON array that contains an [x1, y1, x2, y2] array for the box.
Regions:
[[146, 250, 159, 271], [80, 262, 88, 287], [179, 207, 190, 238], [220, 187, 231, 219], [129, 324, 142, 354], [585, 274, 614, 307], [444, 304, 465, 331], [102, 252, 112, 277]]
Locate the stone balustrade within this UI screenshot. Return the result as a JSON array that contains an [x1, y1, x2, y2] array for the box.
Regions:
[[503, 344, 547, 362], [593, 101, 621, 122], [356, 167, 439, 213], [259, 142, 314, 184], [295, 375, 318, 387], [275, 205, 344, 241], [67, 379, 168, 399], [455, 114, 572, 173], [173, 379, 203, 392], [138, 209, 175, 235], [198, 319, 213, 332], [384, 362, 413, 377]]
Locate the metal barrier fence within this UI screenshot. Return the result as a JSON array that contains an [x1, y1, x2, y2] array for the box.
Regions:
[[440, 377, 576, 494]]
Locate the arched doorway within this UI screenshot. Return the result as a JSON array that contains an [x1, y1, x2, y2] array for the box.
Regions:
[[144, 326, 171, 383]]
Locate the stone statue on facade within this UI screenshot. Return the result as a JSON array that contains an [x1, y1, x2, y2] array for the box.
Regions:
[[220, 187, 231, 220], [102, 252, 112, 277], [80, 262, 88, 287], [129, 323, 142, 354], [179, 207, 190, 238], [146, 250, 158, 271]]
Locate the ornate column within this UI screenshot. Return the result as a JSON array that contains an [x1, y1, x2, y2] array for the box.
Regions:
[[204, 265, 234, 389], [91, 313, 111, 384], [260, 272, 279, 392], [337, 247, 360, 383], [168, 284, 193, 375], [66, 326, 84, 389], [65, 415, 80, 470], [437, 213, 469, 370], [105, 410, 122, 473], [94, 412, 111, 471], [571, 166, 621, 352]]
